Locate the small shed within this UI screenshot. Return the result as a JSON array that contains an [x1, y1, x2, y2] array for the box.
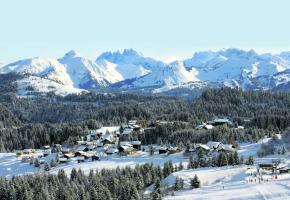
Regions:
[[159, 147, 168, 154]]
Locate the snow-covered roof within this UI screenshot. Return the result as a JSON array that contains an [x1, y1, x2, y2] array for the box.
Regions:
[[101, 134, 112, 142], [195, 144, 210, 151], [63, 153, 73, 158], [96, 126, 120, 134], [23, 149, 33, 153], [212, 118, 232, 125], [77, 141, 87, 145], [59, 157, 68, 162], [218, 144, 234, 151], [205, 124, 214, 129], [131, 141, 141, 145], [120, 141, 141, 146], [159, 146, 168, 151], [206, 141, 221, 149], [168, 146, 178, 151], [128, 120, 138, 125], [196, 124, 204, 129], [196, 124, 214, 130], [119, 145, 134, 152]]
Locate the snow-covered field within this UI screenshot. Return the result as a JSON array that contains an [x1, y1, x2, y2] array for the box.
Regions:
[[163, 166, 290, 200], [0, 151, 188, 178], [0, 137, 289, 199]]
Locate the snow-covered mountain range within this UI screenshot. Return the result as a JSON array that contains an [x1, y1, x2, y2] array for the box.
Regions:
[[0, 48, 290, 96]]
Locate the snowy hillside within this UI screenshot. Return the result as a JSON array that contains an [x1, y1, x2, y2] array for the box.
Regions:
[[58, 50, 119, 89], [0, 48, 290, 96], [96, 48, 165, 80], [184, 48, 290, 91]]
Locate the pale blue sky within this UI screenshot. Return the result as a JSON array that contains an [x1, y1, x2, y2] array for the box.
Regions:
[[0, 0, 290, 64]]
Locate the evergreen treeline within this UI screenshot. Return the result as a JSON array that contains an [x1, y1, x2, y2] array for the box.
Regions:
[[0, 162, 170, 200], [0, 121, 101, 152], [139, 124, 276, 147], [0, 82, 289, 152], [0, 151, 252, 200], [0, 103, 21, 129]]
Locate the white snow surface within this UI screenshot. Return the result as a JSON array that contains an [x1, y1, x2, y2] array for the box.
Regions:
[[0, 137, 290, 199], [126, 61, 199, 88], [163, 166, 290, 200], [1, 48, 290, 95]]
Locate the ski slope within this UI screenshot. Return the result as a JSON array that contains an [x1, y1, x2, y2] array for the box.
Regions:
[[164, 166, 290, 200]]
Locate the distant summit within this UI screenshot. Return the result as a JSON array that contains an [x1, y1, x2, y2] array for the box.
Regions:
[[0, 48, 289, 96]]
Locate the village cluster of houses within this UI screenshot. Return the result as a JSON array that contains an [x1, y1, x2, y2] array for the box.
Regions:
[[16, 120, 145, 165], [256, 159, 290, 175], [195, 118, 244, 130], [187, 141, 236, 154]]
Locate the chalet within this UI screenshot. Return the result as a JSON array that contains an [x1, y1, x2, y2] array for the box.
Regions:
[[59, 157, 69, 163], [196, 123, 214, 130], [131, 141, 141, 150], [217, 144, 235, 153], [188, 147, 196, 153], [128, 120, 138, 126], [43, 145, 50, 150], [158, 147, 168, 154], [168, 146, 181, 154], [120, 141, 141, 150], [92, 154, 100, 161], [101, 134, 115, 145], [23, 149, 34, 155], [118, 144, 136, 156], [209, 118, 233, 127], [206, 141, 221, 150], [63, 153, 73, 160], [74, 150, 87, 157], [132, 125, 141, 131], [96, 126, 120, 136], [77, 141, 87, 146], [194, 144, 211, 152], [235, 126, 244, 130], [278, 164, 290, 174], [258, 163, 275, 171]]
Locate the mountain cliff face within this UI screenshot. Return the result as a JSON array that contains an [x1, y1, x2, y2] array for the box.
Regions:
[[0, 48, 289, 96]]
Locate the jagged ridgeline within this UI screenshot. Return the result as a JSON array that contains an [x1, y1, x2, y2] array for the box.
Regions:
[[0, 49, 290, 96]]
